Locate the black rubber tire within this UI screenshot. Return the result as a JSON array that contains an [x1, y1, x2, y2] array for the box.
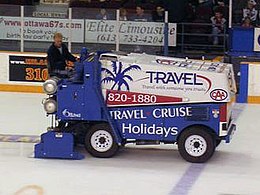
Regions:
[[178, 127, 216, 163], [85, 123, 119, 158]]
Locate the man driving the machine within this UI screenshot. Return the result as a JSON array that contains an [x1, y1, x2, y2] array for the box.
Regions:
[[47, 32, 76, 78]]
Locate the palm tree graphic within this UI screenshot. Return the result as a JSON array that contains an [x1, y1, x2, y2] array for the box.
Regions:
[[101, 61, 141, 91]]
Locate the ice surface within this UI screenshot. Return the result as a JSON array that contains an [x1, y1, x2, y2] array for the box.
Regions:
[[0, 92, 48, 135], [0, 92, 259, 195]]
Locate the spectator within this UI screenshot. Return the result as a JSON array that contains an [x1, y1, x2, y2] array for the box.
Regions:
[[152, 5, 165, 22], [242, 16, 254, 28], [131, 5, 151, 21], [243, 0, 258, 26], [213, 0, 229, 20], [210, 9, 226, 45], [96, 8, 111, 20], [119, 8, 128, 21], [130, 5, 151, 52]]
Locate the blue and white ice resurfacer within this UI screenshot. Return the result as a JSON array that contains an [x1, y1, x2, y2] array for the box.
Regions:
[[35, 48, 237, 163]]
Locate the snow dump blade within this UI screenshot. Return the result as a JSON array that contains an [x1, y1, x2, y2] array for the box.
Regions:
[[34, 131, 84, 160]]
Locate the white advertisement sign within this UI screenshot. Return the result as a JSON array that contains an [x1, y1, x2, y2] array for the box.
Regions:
[[100, 55, 231, 107], [0, 16, 84, 42], [85, 20, 177, 46], [254, 28, 260, 52]]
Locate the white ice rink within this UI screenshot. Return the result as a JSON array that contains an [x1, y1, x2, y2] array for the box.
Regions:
[[0, 92, 260, 195]]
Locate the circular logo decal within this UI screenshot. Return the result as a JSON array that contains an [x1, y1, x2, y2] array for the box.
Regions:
[[210, 89, 228, 101]]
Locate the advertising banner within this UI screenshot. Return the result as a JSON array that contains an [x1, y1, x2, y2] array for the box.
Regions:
[[101, 54, 234, 106], [109, 103, 217, 140], [85, 20, 177, 46], [0, 17, 176, 46], [9, 55, 48, 82], [0, 16, 84, 43]]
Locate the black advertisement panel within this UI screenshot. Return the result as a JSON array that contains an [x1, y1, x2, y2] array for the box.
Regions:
[[9, 55, 48, 82]]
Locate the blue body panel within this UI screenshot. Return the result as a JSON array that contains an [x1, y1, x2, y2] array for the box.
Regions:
[[108, 103, 220, 142], [57, 58, 105, 122]]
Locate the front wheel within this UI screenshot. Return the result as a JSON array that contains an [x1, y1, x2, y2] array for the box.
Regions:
[[178, 127, 216, 163], [85, 123, 119, 158]]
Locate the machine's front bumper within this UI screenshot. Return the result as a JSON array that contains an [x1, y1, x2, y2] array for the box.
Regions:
[[225, 122, 236, 143]]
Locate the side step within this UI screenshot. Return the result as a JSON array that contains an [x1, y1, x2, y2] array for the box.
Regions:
[[34, 131, 84, 160]]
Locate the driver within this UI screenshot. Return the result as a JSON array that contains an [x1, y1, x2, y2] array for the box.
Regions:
[[47, 32, 76, 78]]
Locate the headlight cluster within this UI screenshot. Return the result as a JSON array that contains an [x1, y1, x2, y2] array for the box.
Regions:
[[43, 77, 60, 95], [43, 98, 57, 114], [42, 77, 59, 114]]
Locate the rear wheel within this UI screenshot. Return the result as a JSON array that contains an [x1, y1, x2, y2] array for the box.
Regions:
[[178, 127, 216, 163], [85, 123, 119, 158]]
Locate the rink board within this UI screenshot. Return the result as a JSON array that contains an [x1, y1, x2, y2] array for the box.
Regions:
[[237, 62, 260, 104], [0, 84, 42, 93], [0, 51, 45, 93]]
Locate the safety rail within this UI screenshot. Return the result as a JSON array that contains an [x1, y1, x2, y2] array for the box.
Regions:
[[176, 22, 228, 55]]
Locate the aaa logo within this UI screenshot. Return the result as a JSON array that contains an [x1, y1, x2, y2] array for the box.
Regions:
[[210, 89, 228, 101]]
